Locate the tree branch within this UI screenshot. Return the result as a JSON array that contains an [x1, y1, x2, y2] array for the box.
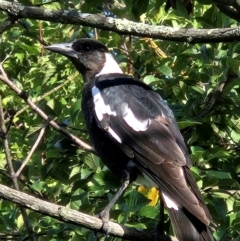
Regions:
[[15, 122, 48, 178], [1, 0, 240, 43], [0, 183, 178, 241], [0, 16, 17, 34], [196, 76, 235, 118], [4, 74, 76, 124], [0, 95, 36, 241], [0, 64, 95, 154]]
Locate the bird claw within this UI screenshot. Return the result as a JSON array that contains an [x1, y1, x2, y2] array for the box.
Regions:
[[95, 210, 110, 236]]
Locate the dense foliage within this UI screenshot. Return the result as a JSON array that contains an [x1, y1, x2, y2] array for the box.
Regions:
[[0, 0, 240, 240]]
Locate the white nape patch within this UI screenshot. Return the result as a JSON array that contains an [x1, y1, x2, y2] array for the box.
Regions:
[[96, 53, 123, 76], [134, 171, 158, 189], [162, 193, 179, 210], [92, 86, 117, 121], [123, 106, 151, 131], [108, 127, 122, 143]]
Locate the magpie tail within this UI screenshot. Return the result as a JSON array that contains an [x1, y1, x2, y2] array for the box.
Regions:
[[166, 207, 214, 241]]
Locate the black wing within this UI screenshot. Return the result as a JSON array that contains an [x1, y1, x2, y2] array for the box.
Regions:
[[92, 74, 212, 239]]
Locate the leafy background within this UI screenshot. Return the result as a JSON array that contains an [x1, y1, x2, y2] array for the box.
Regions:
[[0, 0, 240, 240]]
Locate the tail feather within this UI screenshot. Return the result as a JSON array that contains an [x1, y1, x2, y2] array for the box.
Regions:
[[166, 207, 214, 241]]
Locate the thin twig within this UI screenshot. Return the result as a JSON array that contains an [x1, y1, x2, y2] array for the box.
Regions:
[[197, 78, 234, 118], [0, 64, 95, 153], [0, 16, 17, 34], [34, 0, 59, 6], [5, 110, 15, 134], [197, 82, 226, 118], [0, 95, 36, 241], [94, 28, 98, 40], [15, 122, 48, 178], [4, 75, 76, 124]]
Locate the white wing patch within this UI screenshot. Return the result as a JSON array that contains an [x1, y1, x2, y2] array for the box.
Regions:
[[122, 103, 151, 131], [96, 53, 123, 76], [108, 127, 122, 143], [92, 86, 117, 121], [180, 167, 184, 177], [162, 192, 179, 210]]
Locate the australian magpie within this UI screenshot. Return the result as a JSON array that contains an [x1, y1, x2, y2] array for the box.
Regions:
[[45, 38, 214, 241]]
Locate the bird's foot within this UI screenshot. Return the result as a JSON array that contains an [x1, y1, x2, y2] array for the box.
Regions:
[[96, 209, 110, 236]]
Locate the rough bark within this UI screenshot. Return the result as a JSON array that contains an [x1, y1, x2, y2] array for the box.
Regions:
[[1, 0, 240, 43], [0, 183, 178, 241]]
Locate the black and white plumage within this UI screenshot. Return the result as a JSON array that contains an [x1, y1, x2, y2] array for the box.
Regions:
[[46, 38, 214, 241]]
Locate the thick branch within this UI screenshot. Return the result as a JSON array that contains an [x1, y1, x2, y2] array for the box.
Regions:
[[1, 0, 240, 43], [0, 16, 17, 34], [0, 183, 177, 241]]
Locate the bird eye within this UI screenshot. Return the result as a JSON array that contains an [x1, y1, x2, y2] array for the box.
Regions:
[[82, 44, 91, 52]]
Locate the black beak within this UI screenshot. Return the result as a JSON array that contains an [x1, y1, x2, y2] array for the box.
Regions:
[[45, 42, 77, 58]]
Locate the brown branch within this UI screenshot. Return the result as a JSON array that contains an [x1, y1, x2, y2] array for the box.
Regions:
[[0, 183, 178, 241], [0, 16, 17, 34], [197, 82, 226, 118], [0, 232, 48, 240], [197, 77, 234, 118], [1, 0, 240, 43], [0, 64, 95, 154], [4, 74, 75, 124], [0, 95, 36, 241], [15, 122, 48, 178]]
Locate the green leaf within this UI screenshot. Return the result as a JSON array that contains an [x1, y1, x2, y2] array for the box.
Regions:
[[18, 43, 39, 55], [80, 168, 92, 179], [24, 124, 43, 138], [30, 180, 45, 192], [143, 75, 159, 85], [207, 171, 232, 180], [70, 188, 86, 210], [69, 166, 81, 179], [175, 0, 191, 18], [124, 190, 149, 212], [46, 98, 62, 116], [84, 154, 100, 171], [157, 65, 172, 77], [70, 99, 82, 121], [92, 170, 120, 189], [190, 85, 205, 94], [137, 205, 159, 219], [178, 120, 201, 129]]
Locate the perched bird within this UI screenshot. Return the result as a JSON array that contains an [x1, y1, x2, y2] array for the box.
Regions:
[[45, 38, 214, 241]]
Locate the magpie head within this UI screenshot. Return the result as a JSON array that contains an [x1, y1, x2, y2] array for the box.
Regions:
[[45, 38, 123, 81]]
